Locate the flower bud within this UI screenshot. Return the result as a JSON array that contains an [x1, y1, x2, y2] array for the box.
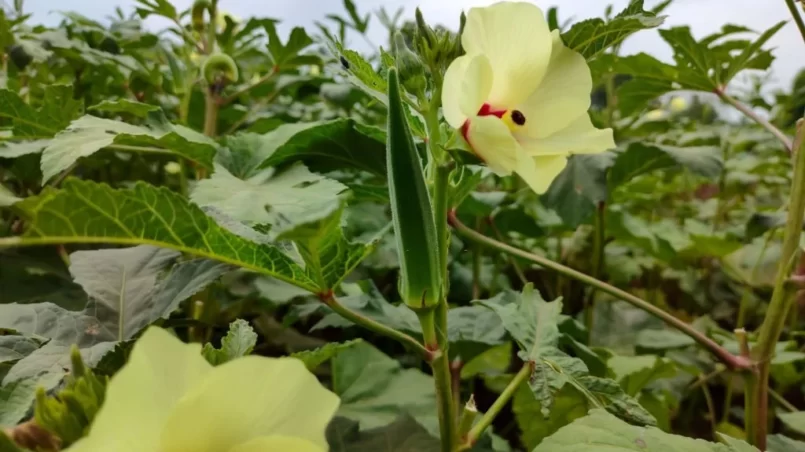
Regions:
[[393, 31, 427, 99], [191, 0, 210, 31], [202, 52, 239, 85]]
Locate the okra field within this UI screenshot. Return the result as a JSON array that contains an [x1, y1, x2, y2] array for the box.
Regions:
[[2, 0, 805, 450]]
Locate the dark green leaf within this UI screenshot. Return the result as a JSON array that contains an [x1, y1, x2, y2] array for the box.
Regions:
[[0, 378, 37, 426], [0, 85, 82, 140], [0, 337, 41, 365], [331, 342, 437, 435], [256, 119, 386, 176], [202, 319, 258, 366], [513, 383, 588, 450], [88, 99, 160, 118], [14, 179, 318, 291], [607, 355, 677, 396], [542, 153, 614, 228], [768, 434, 805, 452], [264, 23, 316, 68], [562, 0, 665, 60], [779, 412, 805, 436], [134, 0, 177, 20], [609, 143, 723, 189]]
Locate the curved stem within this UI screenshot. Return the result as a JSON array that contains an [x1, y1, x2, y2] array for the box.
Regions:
[[319, 292, 432, 360], [785, 0, 805, 43], [463, 364, 531, 447], [449, 211, 752, 371], [716, 90, 792, 152]]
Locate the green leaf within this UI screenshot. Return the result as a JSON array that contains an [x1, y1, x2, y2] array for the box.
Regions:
[[635, 329, 696, 352], [41, 114, 217, 181], [0, 378, 37, 427], [513, 383, 588, 450], [0, 139, 49, 159], [0, 337, 41, 365], [291, 339, 362, 371], [779, 411, 805, 436], [722, 21, 786, 83], [88, 99, 160, 118], [476, 284, 561, 363], [327, 415, 439, 452], [336, 43, 387, 100], [134, 0, 177, 20], [534, 409, 756, 451], [0, 85, 82, 140], [607, 355, 677, 396], [256, 119, 386, 176], [201, 319, 258, 366], [13, 179, 318, 291], [69, 245, 230, 341], [542, 153, 614, 228], [264, 23, 316, 68], [279, 205, 383, 291], [561, 0, 665, 60], [331, 342, 437, 435], [768, 435, 805, 452], [191, 163, 347, 240], [609, 143, 723, 190]]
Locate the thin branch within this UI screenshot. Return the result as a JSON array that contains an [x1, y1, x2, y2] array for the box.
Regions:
[[785, 0, 805, 44], [449, 210, 753, 371], [462, 364, 531, 448], [221, 68, 277, 105], [716, 90, 793, 152]]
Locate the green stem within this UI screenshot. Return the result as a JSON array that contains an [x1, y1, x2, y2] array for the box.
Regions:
[[585, 202, 606, 335], [458, 395, 478, 441], [749, 119, 805, 449], [716, 90, 792, 152], [770, 386, 798, 412], [463, 364, 531, 447], [203, 92, 219, 138], [785, 0, 805, 43], [448, 211, 751, 371], [221, 68, 277, 105], [206, 0, 218, 54], [420, 310, 458, 451], [320, 292, 431, 360]]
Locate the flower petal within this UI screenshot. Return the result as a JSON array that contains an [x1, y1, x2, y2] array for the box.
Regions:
[[160, 356, 339, 452], [465, 115, 519, 176], [515, 151, 568, 194], [521, 113, 615, 155], [74, 327, 211, 451], [227, 436, 325, 452], [462, 2, 552, 108], [442, 54, 493, 128], [516, 30, 593, 139]]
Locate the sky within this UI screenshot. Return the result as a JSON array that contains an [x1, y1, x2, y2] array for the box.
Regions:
[[22, 0, 805, 91]]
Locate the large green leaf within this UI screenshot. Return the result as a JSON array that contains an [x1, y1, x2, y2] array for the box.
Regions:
[[69, 245, 231, 341], [534, 409, 756, 451], [0, 184, 20, 207], [264, 23, 317, 68], [768, 435, 805, 452], [326, 415, 439, 452], [609, 143, 723, 189], [614, 22, 785, 114], [513, 384, 588, 450], [0, 337, 41, 365], [561, 0, 665, 60], [542, 153, 614, 228], [279, 205, 384, 290], [255, 119, 386, 176], [202, 319, 258, 366], [607, 355, 677, 397], [12, 179, 318, 291], [0, 378, 37, 427], [191, 163, 347, 239], [41, 114, 217, 181], [331, 342, 437, 435], [0, 85, 81, 140]]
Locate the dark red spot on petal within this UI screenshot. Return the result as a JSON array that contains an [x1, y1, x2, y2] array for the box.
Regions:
[[477, 103, 506, 118]]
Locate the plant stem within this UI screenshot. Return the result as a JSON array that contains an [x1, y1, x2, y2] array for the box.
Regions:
[[770, 386, 798, 412], [449, 211, 752, 371], [716, 90, 793, 152], [319, 291, 431, 360], [748, 119, 805, 449], [203, 91, 219, 138], [463, 364, 531, 447], [785, 0, 805, 43], [420, 309, 458, 451], [585, 202, 606, 334]]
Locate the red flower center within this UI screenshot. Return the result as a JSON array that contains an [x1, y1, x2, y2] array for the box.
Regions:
[[461, 103, 506, 142]]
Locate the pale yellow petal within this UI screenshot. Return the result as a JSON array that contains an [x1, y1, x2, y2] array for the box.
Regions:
[[516, 30, 592, 139], [227, 436, 325, 452], [465, 115, 520, 176], [462, 2, 552, 108], [77, 327, 211, 451], [160, 356, 339, 452], [442, 54, 493, 128], [514, 150, 567, 194], [522, 113, 615, 155]]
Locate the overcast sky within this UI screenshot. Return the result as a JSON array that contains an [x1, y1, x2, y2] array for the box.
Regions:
[[23, 0, 804, 90]]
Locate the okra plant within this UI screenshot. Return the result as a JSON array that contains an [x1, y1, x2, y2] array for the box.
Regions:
[[1, 0, 805, 451]]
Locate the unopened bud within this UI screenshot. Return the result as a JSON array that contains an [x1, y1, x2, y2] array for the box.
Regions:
[[393, 31, 427, 98]]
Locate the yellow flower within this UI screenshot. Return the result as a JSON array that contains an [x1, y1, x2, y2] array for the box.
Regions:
[[442, 2, 615, 193], [67, 327, 338, 452], [645, 109, 667, 121]]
